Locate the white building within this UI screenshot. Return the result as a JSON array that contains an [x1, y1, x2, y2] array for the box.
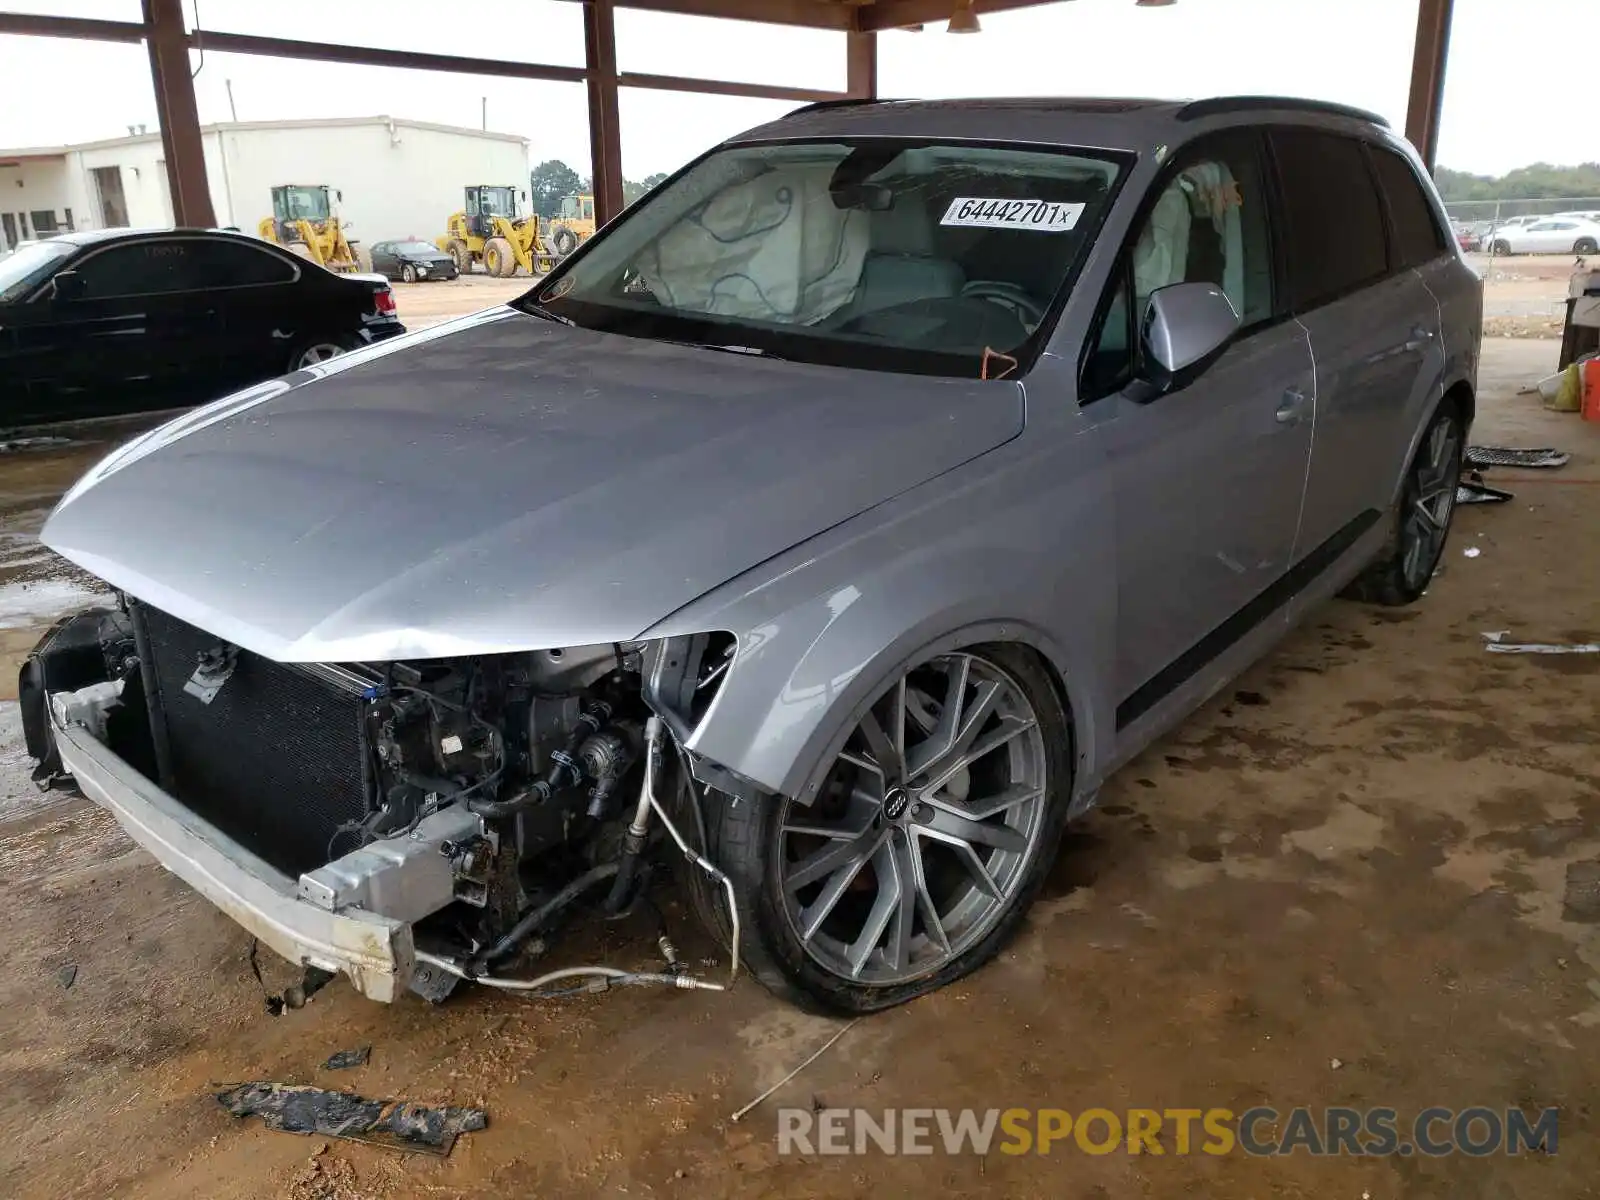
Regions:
[[0, 115, 531, 252]]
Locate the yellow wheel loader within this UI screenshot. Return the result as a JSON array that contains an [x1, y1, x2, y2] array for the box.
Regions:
[[545, 192, 596, 258], [437, 185, 558, 279], [257, 184, 360, 272]]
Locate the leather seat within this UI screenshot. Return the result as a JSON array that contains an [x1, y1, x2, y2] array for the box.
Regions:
[[833, 204, 965, 320]]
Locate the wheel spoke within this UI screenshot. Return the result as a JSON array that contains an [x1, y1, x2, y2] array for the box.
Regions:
[[883, 830, 919, 972], [921, 713, 1036, 795], [931, 782, 1044, 822], [892, 675, 907, 768], [905, 830, 950, 956], [919, 831, 1002, 900], [1412, 498, 1443, 532], [909, 676, 1002, 782], [904, 656, 970, 777], [786, 825, 883, 894], [845, 837, 904, 976], [921, 803, 1029, 854], [794, 827, 891, 943], [857, 707, 902, 778], [782, 787, 879, 841], [838, 748, 884, 778]]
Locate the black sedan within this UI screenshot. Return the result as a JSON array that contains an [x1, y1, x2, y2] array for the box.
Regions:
[[370, 239, 459, 283], [0, 228, 405, 428]]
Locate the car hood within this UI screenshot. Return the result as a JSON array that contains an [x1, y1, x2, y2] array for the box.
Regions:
[[402, 252, 454, 264], [43, 309, 1024, 662]]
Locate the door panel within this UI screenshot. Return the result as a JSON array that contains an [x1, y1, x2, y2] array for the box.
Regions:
[[4, 292, 211, 422], [1292, 270, 1444, 555], [192, 239, 306, 395], [1101, 322, 1315, 716]]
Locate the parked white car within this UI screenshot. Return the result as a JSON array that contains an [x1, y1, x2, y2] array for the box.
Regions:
[[1489, 218, 1600, 256]]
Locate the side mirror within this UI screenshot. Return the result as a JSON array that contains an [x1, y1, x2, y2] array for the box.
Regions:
[[521, 189, 528, 202], [1139, 282, 1239, 392], [52, 270, 87, 302]]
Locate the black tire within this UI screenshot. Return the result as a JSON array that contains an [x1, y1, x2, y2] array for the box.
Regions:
[[484, 237, 516, 278], [691, 643, 1074, 1015], [1491, 239, 1512, 256], [1342, 398, 1464, 606], [552, 228, 579, 258], [401, 263, 417, 284], [1574, 237, 1597, 255], [448, 240, 471, 275]]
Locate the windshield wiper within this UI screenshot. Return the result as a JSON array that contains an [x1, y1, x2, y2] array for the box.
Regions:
[[671, 340, 783, 360], [521, 301, 574, 327]]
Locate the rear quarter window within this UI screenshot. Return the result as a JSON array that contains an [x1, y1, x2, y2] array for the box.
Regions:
[[1268, 128, 1390, 311], [1370, 146, 1449, 268]]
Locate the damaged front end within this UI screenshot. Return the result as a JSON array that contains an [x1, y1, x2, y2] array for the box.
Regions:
[[22, 598, 740, 1005]]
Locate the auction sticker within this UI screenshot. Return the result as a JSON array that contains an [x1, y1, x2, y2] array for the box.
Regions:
[[940, 198, 1085, 232]]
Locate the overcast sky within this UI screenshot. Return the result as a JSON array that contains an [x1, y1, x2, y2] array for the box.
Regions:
[[0, 0, 1593, 179]]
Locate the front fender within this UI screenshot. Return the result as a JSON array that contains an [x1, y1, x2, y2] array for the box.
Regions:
[[644, 422, 1116, 806]]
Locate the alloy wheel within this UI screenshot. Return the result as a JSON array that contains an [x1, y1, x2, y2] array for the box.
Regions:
[[1400, 414, 1461, 591], [294, 343, 346, 369], [776, 652, 1049, 985]]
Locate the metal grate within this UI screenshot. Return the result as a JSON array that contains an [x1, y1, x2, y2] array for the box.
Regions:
[[136, 603, 373, 877]]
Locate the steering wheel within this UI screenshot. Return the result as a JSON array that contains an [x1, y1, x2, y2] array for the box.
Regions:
[[961, 281, 1046, 328]]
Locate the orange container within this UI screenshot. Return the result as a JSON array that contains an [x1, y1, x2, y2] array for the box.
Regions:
[[1584, 358, 1600, 422]]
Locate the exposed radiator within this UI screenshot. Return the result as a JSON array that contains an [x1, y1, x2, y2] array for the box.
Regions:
[[134, 602, 374, 878]]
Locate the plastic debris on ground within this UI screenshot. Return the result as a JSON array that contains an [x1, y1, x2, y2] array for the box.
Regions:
[[1454, 445, 1570, 508], [215, 1082, 487, 1156], [0, 436, 73, 455], [1482, 630, 1600, 655], [322, 1046, 371, 1071], [1456, 473, 1513, 505], [1463, 546, 1482, 558], [1463, 446, 1570, 470]]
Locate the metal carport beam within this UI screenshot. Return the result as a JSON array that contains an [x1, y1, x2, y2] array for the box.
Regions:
[[1404, 0, 1454, 171], [586, 0, 627, 227], [144, 0, 214, 227], [854, 0, 1059, 32]]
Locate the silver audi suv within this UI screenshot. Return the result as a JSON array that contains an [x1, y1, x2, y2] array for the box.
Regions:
[[25, 95, 1480, 1014]]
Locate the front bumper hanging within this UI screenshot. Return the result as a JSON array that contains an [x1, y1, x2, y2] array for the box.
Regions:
[[49, 684, 415, 1002]]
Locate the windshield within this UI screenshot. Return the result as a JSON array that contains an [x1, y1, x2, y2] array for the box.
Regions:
[[0, 240, 73, 303], [522, 139, 1127, 378], [279, 187, 330, 221], [482, 189, 517, 214], [396, 240, 440, 254]]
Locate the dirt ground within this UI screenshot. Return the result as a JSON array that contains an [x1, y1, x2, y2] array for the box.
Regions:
[[1, 331, 1598, 1198]]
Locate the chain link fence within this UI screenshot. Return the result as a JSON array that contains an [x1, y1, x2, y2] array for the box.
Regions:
[[1443, 197, 1600, 229]]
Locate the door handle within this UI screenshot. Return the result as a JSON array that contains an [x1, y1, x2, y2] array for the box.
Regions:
[[1403, 325, 1435, 352], [1275, 387, 1308, 424]]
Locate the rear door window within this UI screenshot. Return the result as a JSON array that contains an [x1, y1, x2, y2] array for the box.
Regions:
[[1268, 129, 1390, 311], [186, 239, 298, 287], [1369, 146, 1448, 268]]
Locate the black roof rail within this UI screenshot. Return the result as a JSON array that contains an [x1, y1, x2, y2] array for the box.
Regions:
[[1176, 95, 1390, 128], [785, 97, 892, 116]]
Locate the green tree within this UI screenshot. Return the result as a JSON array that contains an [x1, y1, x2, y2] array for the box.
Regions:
[[1433, 162, 1600, 202], [529, 159, 582, 219], [621, 173, 670, 208]]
